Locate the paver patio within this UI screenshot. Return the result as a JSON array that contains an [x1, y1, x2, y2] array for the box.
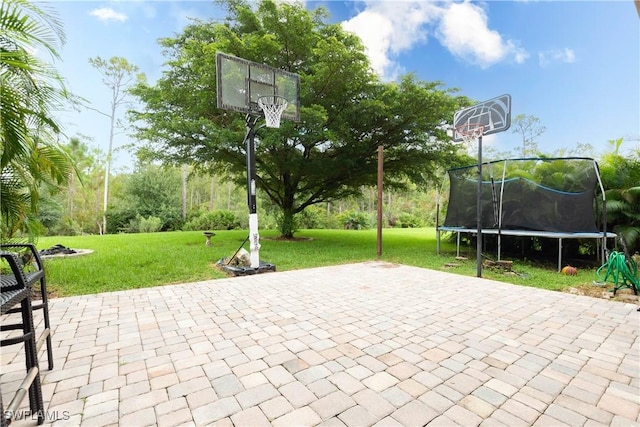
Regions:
[[1, 261, 639, 426]]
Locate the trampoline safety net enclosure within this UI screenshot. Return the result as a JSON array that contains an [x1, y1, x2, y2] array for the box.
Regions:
[[445, 157, 601, 232], [437, 157, 615, 268]]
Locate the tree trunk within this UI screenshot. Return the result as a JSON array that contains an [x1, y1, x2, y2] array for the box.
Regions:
[[68, 172, 75, 218], [182, 164, 188, 220], [279, 207, 296, 238], [102, 108, 115, 234], [210, 174, 215, 210]]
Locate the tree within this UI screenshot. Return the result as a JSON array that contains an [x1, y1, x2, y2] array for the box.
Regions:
[[599, 138, 640, 252], [129, 0, 470, 238], [511, 114, 546, 157], [38, 136, 106, 235], [107, 164, 182, 233], [0, 0, 74, 238], [88, 56, 141, 234]]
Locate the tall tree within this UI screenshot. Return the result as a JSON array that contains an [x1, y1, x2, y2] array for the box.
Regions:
[[0, 0, 74, 238], [58, 136, 104, 234], [88, 56, 141, 234], [129, 0, 470, 237], [511, 114, 546, 157]]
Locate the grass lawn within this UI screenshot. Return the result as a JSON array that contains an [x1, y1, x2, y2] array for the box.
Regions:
[[35, 228, 612, 298]]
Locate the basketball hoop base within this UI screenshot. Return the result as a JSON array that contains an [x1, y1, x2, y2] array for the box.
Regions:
[[216, 259, 276, 276]]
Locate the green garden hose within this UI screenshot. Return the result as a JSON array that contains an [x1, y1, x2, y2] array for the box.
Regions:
[[595, 251, 639, 295]]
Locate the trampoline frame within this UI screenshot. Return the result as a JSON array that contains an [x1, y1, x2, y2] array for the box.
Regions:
[[436, 227, 616, 272]]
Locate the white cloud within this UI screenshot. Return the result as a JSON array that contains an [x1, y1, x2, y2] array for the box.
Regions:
[[538, 48, 576, 67], [436, 2, 528, 69], [90, 7, 128, 23], [343, 10, 395, 78], [342, 2, 441, 80], [342, 1, 528, 79]]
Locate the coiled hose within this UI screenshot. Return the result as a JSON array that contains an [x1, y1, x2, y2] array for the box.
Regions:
[[595, 251, 639, 295]]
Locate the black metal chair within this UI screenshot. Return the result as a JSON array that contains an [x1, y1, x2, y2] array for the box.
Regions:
[[0, 243, 53, 370], [1, 251, 45, 425]]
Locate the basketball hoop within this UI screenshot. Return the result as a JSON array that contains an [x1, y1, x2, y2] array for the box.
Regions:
[[257, 95, 288, 128], [455, 123, 484, 144]]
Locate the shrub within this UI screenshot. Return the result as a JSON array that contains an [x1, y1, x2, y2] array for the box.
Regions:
[[139, 215, 163, 233], [124, 215, 163, 233], [396, 212, 423, 228], [337, 211, 371, 230], [106, 208, 136, 234], [298, 205, 325, 229], [183, 210, 241, 231], [47, 216, 83, 236]]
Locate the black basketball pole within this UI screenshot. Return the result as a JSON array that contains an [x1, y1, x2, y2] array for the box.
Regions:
[[245, 115, 258, 215], [477, 135, 483, 278]]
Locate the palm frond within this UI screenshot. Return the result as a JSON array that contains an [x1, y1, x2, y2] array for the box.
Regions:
[[0, 0, 71, 238], [612, 224, 640, 252]]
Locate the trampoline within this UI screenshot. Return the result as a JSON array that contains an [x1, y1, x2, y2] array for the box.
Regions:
[[436, 157, 616, 271]]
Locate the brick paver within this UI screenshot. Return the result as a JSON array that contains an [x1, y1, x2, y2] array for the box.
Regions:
[[2, 261, 639, 426]]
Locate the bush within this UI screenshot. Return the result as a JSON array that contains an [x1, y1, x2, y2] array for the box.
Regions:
[[47, 216, 83, 236], [298, 205, 325, 229], [396, 212, 423, 228], [183, 210, 241, 231], [337, 211, 371, 230], [156, 206, 183, 231], [127, 215, 163, 233], [106, 208, 136, 234], [323, 214, 341, 229]]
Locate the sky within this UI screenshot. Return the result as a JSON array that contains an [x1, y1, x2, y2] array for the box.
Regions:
[[44, 0, 640, 171]]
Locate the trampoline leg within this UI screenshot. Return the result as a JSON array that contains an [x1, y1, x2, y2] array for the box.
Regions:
[[456, 232, 461, 257], [558, 238, 563, 272], [436, 229, 440, 255], [498, 234, 501, 261]]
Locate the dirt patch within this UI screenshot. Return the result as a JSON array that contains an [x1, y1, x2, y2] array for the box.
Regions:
[[564, 284, 639, 304], [29, 287, 62, 301]]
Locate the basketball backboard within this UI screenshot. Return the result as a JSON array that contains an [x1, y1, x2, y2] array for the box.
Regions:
[[453, 94, 511, 141], [216, 52, 300, 122]]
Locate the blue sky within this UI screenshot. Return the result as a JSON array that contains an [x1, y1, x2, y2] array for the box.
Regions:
[[46, 0, 639, 171]]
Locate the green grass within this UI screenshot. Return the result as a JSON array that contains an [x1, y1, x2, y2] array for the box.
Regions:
[[36, 228, 605, 297]]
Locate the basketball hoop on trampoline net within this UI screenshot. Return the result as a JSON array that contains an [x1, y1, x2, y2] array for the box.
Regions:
[[257, 95, 288, 128], [455, 123, 484, 145]]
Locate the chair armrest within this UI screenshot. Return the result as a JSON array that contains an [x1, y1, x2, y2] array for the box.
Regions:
[[0, 251, 29, 293], [0, 243, 45, 273]]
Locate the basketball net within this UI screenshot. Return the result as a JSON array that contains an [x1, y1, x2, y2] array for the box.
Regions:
[[258, 95, 288, 128], [456, 124, 484, 145]]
